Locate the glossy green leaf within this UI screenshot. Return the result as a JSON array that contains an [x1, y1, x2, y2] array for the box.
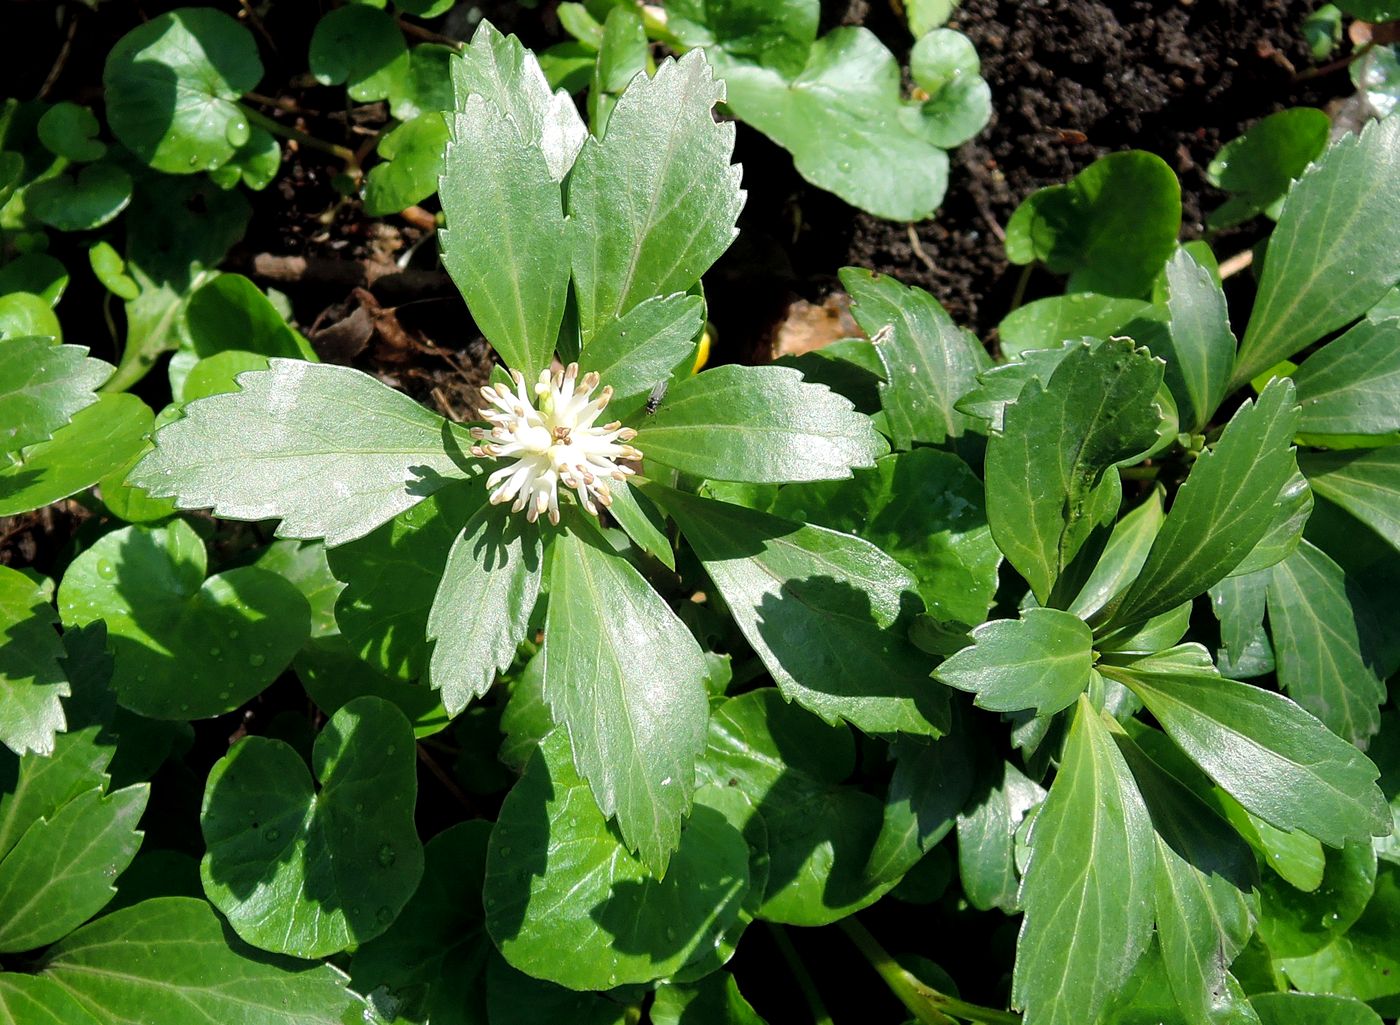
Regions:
[[666, 0, 818, 78], [40, 896, 363, 1023], [1112, 378, 1299, 626], [709, 28, 952, 221], [868, 730, 974, 884], [295, 637, 450, 740], [956, 757, 1046, 912], [588, 6, 647, 132], [840, 267, 989, 449], [1233, 117, 1400, 389], [450, 20, 587, 182], [201, 697, 423, 958], [579, 291, 705, 422], [387, 41, 455, 122], [485, 729, 750, 989], [985, 338, 1163, 605], [1013, 698, 1156, 1025], [58, 520, 310, 719], [1230, 467, 1312, 578], [567, 51, 742, 340], [0, 783, 148, 952], [26, 162, 132, 232], [309, 6, 409, 103], [545, 524, 708, 874], [772, 449, 999, 627], [652, 973, 767, 1025], [113, 177, 250, 392], [996, 293, 1160, 360], [1275, 862, 1400, 1005], [0, 566, 67, 759], [636, 364, 882, 483], [1266, 540, 1386, 748], [1111, 657, 1391, 846], [440, 92, 569, 380], [1157, 247, 1236, 433], [103, 9, 262, 174], [363, 113, 449, 216], [1302, 448, 1400, 555], [0, 293, 60, 343], [1207, 107, 1332, 229], [1292, 316, 1400, 437], [696, 689, 893, 924], [657, 487, 946, 736], [938, 607, 1093, 715], [182, 274, 313, 366], [427, 501, 542, 714], [36, 102, 105, 162], [1070, 487, 1164, 619], [1252, 993, 1384, 1025], [0, 254, 68, 307], [130, 360, 477, 546], [1005, 151, 1181, 297], [1258, 841, 1375, 959], [328, 484, 483, 681], [1210, 569, 1275, 679], [350, 820, 492, 1025], [0, 394, 152, 517]]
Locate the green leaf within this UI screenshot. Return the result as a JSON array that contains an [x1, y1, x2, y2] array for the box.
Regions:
[[588, 5, 647, 133], [440, 92, 569, 380], [57, 520, 311, 719], [37, 102, 105, 162], [26, 162, 133, 232], [200, 696, 423, 957], [1302, 448, 1400, 554], [0, 567, 68, 759], [1266, 540, 1386, 748], [1230, 467, 1313, 578], [1157, 247, 1236, 433], [363, 113, 449, 216], [450, 20, 587, 181], [1275, 862, 1400, 1005], [1257, 841, 1375, 959], [1210, 569, 1275, 679], [350, 820, 492, 1025], [1112, 378, 1300, 626], [1111, 658, 1391, 846], [985, 338, 1164, 605], [295, 637, 450, 739], [180, 351, 269, 403], [1232, 117, 1400, 389], [113, 177, 250, 392], [183, 274, 314, 365], [772, 449, 1000, 627], [1114, 731, 1258, 1025], [956, 756, 1046, 912], [937, 608, 1093, 715], [103, 9, 262, 174], [309, 6, 409, 103], [840, 267, 989, 449], [1013, 698, 1156, 1025], [607, 479, 675, 570], [1206, 107, 1332, 229], [1292, 316, 1400, 437], [544, 524, 708, 874], [1005, 151, 1181, 297], [485, 729, 751, 989], [867, 730, 974, 884], [388, 42, 455, 122], [567, 50, 743, 341], [656, 487, 945, 736], [666, 0, 819, 78], [996, 293, 1159, 360], [0, 254, 68, 306], [327, 483, 484, 681], [40, 896, 363, 1023], [487, 957, 631, 1025], [579, 292, 705, 422], [696, 689, 893, 924], [1252, 993, 1384, 1025], [1070, 487, 1164, 619], [427, 500, 543, 714], [0, 292, 61, 343], [708, 28, 953, 221], [652, 973, 768, 1025], [130, 360, 477, 546], [0, 394, 152, 517], [0, 783, 148, 952], [635, 364, 882, 483]]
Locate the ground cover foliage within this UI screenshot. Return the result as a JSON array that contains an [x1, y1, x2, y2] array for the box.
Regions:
[[3, 1, 1400, 1023]]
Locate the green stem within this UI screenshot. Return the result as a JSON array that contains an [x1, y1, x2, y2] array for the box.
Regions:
[[767, 923, 835, 1025], [242, 105, 359, 168], [838, 918, 1021, 1025], [1007, 263, 1034, 315]]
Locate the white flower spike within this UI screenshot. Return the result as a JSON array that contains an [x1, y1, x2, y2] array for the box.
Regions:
[[470, 364, 642, 526]]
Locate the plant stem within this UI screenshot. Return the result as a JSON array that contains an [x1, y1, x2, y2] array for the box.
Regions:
[[838, 918, 1022, 1025], [1294, 39, 1374, 81], [242, 105, 359, 168], [1007, 263, 1034, 315], [767, 923, 836, 1025]]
